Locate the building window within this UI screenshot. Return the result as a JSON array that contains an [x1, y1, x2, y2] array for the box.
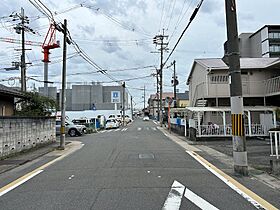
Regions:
[[269, 45, 280, 52], [210, 75, 229, 84], [269, 32, 280, 39]]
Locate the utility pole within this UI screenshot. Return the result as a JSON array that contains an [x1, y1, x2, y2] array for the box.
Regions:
[[60, 19, 68, 150], [156, 69, 160, 121], [20, 8, 26, 92], [10, 8, 35, 91], [225, 0, 248, 175], [131, 96, 133, 120], [143, 85, 146, 109], [153, 30, 168, 126], [171, 60, 177, 107], [122, 82, 126, 126]]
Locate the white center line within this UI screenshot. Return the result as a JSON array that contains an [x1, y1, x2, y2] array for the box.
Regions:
[[137, 127, 142, 131]]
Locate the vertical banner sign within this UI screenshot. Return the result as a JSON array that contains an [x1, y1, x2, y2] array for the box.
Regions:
[[111, 91, 120, 103]]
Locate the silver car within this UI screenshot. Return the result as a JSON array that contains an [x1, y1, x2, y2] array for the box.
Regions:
[[56, 120, 86, 137]]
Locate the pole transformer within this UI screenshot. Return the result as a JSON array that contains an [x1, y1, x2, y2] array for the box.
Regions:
[[225, 0, 248, 175]]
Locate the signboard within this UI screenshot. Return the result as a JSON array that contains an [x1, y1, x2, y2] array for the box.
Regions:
[[111, 91, 120, 103]]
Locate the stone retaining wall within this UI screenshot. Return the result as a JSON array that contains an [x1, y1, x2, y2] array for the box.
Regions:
[[0, 117, 56, 158]]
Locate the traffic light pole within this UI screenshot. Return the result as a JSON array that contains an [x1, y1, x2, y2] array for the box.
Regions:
[[225, 0, 248, 175]]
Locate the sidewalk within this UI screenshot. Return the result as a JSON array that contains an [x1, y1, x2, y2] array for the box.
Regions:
[[194, 138, 274, 174], [163, 125, 280, 179], [0, 139, 60, 174]]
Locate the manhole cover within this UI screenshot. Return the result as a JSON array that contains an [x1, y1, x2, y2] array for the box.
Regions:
[[139, 153, 155, 159]]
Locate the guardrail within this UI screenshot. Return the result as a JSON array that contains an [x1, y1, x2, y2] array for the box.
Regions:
[[269, 131, 280, 159]]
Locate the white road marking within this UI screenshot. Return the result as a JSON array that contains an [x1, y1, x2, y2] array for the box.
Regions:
[[0, 142, 84, 198], [107, 130, 113, 132], [100, 130, 106, 133], [162, 180, 219, 210], [121, 128, 128, 131], [184, 187, 219, 210], [0, 170, 43, 197], [152, 127, 157, 131], [114, 129, 120, 132], [137, 127, 142, 131], [162, 180, 185, 210], [186, 151, 268, 210]]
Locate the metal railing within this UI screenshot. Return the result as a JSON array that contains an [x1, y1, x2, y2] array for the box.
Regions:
[[269, 131, 280, 159], [190, 76, 280, 104], [265, 76, 280, 95], [197, 124, 268, 137]]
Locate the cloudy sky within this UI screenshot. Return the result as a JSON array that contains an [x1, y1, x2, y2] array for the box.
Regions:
[[0, 0, 279, 108]]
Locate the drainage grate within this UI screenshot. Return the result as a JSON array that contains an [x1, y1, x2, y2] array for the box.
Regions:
[[138, 153, 155, 159]]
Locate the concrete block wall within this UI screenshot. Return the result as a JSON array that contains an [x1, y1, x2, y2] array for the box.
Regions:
[[0, 117, 56, 158]]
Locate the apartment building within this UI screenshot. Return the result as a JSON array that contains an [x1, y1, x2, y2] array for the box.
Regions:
[[224, 25, 280, 58], [186, 57, 279, 137]]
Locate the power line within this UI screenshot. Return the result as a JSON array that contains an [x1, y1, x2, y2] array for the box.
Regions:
[[163, 0, 204, 67]]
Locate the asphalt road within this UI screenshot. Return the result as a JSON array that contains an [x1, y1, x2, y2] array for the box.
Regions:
[[0, 119, 277, 209]]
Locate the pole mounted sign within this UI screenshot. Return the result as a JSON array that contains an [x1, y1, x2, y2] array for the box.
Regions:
[[111, 91, 120, 103]]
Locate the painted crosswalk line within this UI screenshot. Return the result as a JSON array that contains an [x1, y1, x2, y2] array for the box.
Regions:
[[162, 180, 219, 210]]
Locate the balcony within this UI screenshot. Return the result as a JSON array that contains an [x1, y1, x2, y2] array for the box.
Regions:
[[191, 76, 280, 104]]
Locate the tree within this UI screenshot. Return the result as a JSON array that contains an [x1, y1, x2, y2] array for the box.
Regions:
[[15, 92, 57, 117]]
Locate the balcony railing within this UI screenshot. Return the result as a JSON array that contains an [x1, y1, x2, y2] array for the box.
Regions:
[[265, 76, 280, 95], [191, 76, 280, 102]]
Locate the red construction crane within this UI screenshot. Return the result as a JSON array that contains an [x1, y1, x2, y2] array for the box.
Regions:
[[42, 23, 60, 96], [42, 23, 60, 62], [0, 24, 60, 95]]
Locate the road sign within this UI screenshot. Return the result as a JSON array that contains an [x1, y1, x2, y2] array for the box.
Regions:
[[111, 91, 120, 103]]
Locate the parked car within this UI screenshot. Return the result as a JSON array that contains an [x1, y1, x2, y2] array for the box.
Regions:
[[143, 116, 149, 121], [56, 120, 86, 137], [105, 118, 120, 129]]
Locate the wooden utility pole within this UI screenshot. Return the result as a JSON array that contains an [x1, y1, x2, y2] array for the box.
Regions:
[[225, 0, 248, 175]]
